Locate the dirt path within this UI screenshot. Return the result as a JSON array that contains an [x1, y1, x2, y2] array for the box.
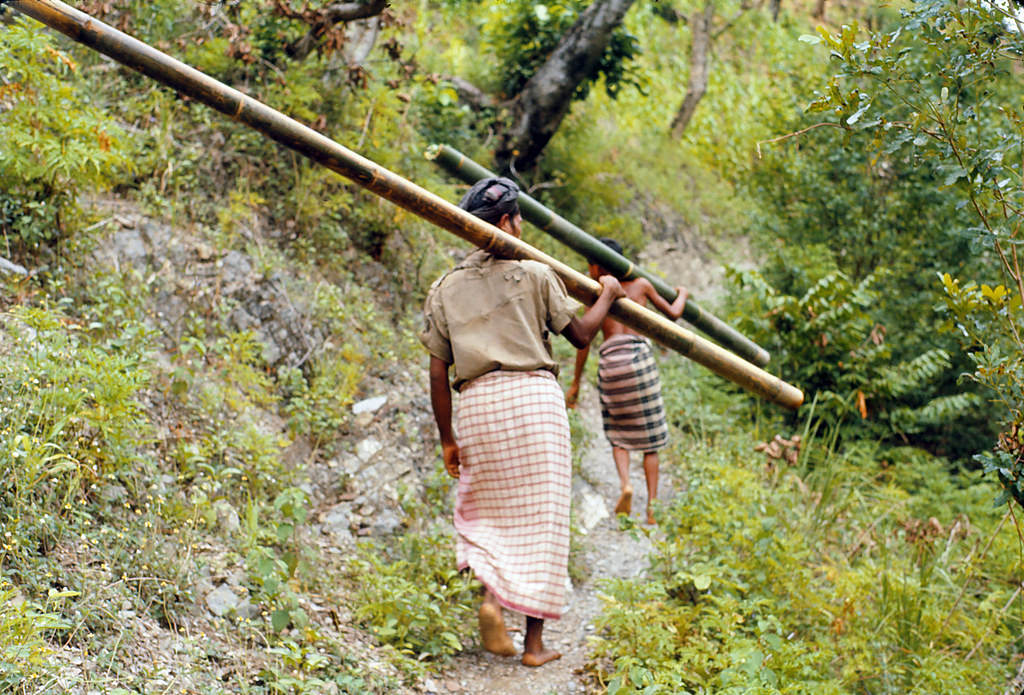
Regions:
[[427, 385, 671, 695]]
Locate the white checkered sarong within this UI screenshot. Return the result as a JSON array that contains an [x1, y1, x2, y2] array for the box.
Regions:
[[598, 334, 669, 452], [454, 370, 570, 620]]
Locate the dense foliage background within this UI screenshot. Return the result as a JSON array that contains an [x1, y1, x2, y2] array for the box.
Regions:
[[2, 0, 1022, 692]]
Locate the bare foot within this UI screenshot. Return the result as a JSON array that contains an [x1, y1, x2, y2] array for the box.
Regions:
[[645, 508, 656, 525], [479, 603, 516, 656], [522, 649, 562, 667], [614, 486, 633, 515]]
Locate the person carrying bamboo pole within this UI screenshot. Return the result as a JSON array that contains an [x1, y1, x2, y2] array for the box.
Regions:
[[566, 237, 688, 525], [420, 177, 624, 667]]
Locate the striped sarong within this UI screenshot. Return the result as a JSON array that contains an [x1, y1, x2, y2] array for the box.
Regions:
[[454, 370, 571, 620], [598, 334, 669, 452]]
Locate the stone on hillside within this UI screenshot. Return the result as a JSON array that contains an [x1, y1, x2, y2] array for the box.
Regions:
[[213, 500, 240, 535], [332, 452, 363, 476], [575, 487, 609, 533], [112, 229, 148, 268], [356, 437, 382, 462], [99, 484, 128, 503], [353, 395, 387, 414], [219, 250, 252, 285], [235, 596, 259, 620], [205, 584, 240, 617], [321, 505, 355, 538], [366, 509, 403, 536], [194, 576, 215, 600]]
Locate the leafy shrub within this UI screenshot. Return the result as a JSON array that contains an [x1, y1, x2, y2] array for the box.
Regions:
[[940, 274, 1024, 507], [167, 326, 293, 499], [350, 526, 478, 661], [0, 306, 153, 564], [245, 487, 314, 633], [800, 0, 1024, 493], [0, 18, 128, 249], [587, 431, 1019, 694], [0, 583, 69, 693], [725, 251, 994, 461]]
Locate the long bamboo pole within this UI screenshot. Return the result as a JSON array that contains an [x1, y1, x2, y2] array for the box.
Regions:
[[425, 143, 772, 367], [9, 0, 803, 410]]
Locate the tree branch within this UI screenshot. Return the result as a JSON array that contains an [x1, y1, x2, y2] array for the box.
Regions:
[[755, 122, 844, 158], [446, 76, 498, 111], [285, 0, 388, 61]]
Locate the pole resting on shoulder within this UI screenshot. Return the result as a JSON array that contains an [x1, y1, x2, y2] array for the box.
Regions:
[[425, 143, 772, 368], [7, 0, 803, 411]]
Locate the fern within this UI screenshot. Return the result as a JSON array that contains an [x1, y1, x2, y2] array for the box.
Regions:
[[0, 17, 129, 246], [875, 349, 952, 399], [888, 393, 984, 434]]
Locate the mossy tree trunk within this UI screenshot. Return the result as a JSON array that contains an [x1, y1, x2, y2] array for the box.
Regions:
[[669, 0, 713, 140], [495, 0, 637, 174]]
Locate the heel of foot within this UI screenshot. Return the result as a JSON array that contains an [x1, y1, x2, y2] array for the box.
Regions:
[[479, 603, 516, 656], [614, 487, 633, 515], [522, 649, 562, 667]]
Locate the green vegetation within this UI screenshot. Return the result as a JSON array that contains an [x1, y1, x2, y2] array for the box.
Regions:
[[0, 17, 129, 250], [2, 0, 1023, 692], [588, 395, 1018, 693]]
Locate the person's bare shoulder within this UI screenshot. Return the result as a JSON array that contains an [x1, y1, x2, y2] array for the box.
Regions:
[[622, 277, 654, 305]]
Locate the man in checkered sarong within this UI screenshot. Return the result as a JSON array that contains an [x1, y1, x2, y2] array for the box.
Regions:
[[420, 177, 624, 667], [566, 237, 688, 525]]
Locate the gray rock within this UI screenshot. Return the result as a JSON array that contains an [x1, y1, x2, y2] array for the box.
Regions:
[[194, 576, 215, 600], [205, 585, 239, 617], [367, 509, 402, 537], [321, 505, 354, 536], [235, 596, 259, 620], [213, 500, 240, 535], [356, 437, 382, 462], [353, 395, 387, 415], [112, 229, 148, 268], [99, 484, 128, 503], [0, 256, 27, 276], [220, 250, 253, 282], [576, 487, 609, 533], [258, 330, 283, 365], [228, 305, 258, 331]]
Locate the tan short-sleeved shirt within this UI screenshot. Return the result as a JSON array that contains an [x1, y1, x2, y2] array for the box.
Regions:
[[420, 250, 582, 391]]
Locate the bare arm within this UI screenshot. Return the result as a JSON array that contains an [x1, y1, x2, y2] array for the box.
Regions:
[[429, 355, 460, 478], [566, 343, 590, 408], [643, 280, 688, 321], [562, 275, 625, 349]]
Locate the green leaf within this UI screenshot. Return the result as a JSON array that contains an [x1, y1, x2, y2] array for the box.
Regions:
[[942, 166, 967, 186], [271, 608, 291, 632], [846, 102, 871, 125], [276, 522, 294, 543]]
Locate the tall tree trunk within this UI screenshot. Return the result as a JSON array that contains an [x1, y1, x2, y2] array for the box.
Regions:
[[496, 0, 637, 174], [812, 0, 826, 21], [669, 0, 713, 140]]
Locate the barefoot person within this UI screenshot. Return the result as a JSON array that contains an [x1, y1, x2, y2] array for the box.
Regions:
[[566, 238, 687, 525], [420, 177, 624, 667]]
